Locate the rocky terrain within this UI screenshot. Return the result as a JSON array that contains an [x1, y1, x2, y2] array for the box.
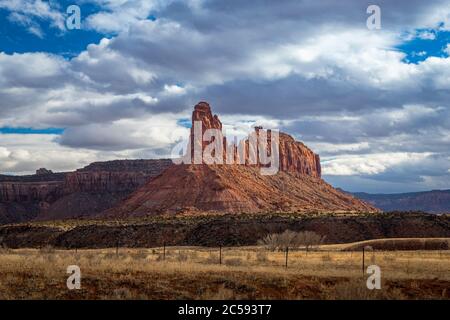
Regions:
[[0, 160, 173, 224], [352, 190, 450, 214], [0, 212, 448, 248], [103, 164, 376, 217], [104, 102, 377, 217]]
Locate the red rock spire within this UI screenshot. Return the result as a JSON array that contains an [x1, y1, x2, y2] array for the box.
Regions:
[[187, 101, 321, 178]]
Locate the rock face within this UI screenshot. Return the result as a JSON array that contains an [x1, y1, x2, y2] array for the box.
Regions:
[[278, 132, 321, 177], [0, 159, 173, 224], [103, 164, 378, 217], [0, 180, 63, 203], [187, 101, 321, 178], [189, 102, 224, 164], [104, 102, 378, 217]]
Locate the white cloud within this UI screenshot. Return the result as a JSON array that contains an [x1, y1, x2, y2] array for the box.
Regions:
[[7, 12, 44, 38], [163, 84, 187, 96], [85, 0, 165, 33], [0, 0, 65, 35], [445, 44, 450, 55], [322, 152, 433, 176], [59, 113, 189, 151], [417, 30, 436, 40], [309, 142, 371, 154], [0, 52, 67, 85], [0, 134, 99, 174]]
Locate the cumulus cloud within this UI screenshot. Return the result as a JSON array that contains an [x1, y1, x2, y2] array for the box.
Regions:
[[0, 134, 100, 174], [58, 113, 189, 151], [84, 0, 166, 33], [0, 0, 449, 193]]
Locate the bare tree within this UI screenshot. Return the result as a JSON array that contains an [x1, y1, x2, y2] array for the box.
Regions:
[[257, 232, 282, 251], [258, 230, 324, 251], [296, 231, 325, 251]]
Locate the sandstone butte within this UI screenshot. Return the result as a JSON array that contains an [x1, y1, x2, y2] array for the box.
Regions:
[[103, 102, 379, 217]]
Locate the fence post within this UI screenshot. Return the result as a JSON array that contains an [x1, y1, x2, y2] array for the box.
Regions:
[[163, 242, 166, 261], [116, 240, 119, 256], [285, 246, 289, 269], [362, 247, 365, 275], [219, 246, 222, 265]]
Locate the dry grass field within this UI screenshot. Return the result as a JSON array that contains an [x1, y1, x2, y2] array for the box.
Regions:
[[0, 243, 449, 300]]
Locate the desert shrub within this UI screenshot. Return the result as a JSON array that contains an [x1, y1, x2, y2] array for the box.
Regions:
[[328, 279, 407, 300], [111, 288, 134, 300], [39, 245, 55, 254], [204, 252, 219, 264], [103, 252, 117, 260], [187, 250, 199, 260], [177, 250, 188, 262], [257, 230, 325, 251], [155, 254, 165, 261], [131, 250, 148, 260], [224, 258, 242, 266], [201, 285, 235, 300], [0, 244, 11, 254], [383, 254, 396, 263], [331, 279, 373, 299], [256, 251, 268, 263]]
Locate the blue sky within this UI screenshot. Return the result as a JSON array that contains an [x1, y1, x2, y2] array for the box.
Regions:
[[0, 0, 449, 193], [0, 0, 104, 57], [0, 127, 64, 134], [398, 29, 450, 63]]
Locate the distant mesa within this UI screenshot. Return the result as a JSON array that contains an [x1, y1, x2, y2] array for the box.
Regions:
[[0, 159, 173, 224], [0, 101, 379, 224], [102, 102, 377, 217], [36, 168, 53, 175]]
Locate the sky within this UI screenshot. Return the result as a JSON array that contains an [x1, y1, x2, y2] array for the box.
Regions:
[[0, 0, 449, 193]]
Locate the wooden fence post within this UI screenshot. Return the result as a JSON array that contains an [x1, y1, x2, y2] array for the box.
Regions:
[[362, 247, 365, 275], [285, 246, 289, 269], [163, 242, 166, 261], [219, 246, 222, 265]]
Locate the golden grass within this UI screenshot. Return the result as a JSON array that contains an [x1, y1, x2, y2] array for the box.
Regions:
[[321, 238, 450, 251], [0, 246, 449, 300]]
